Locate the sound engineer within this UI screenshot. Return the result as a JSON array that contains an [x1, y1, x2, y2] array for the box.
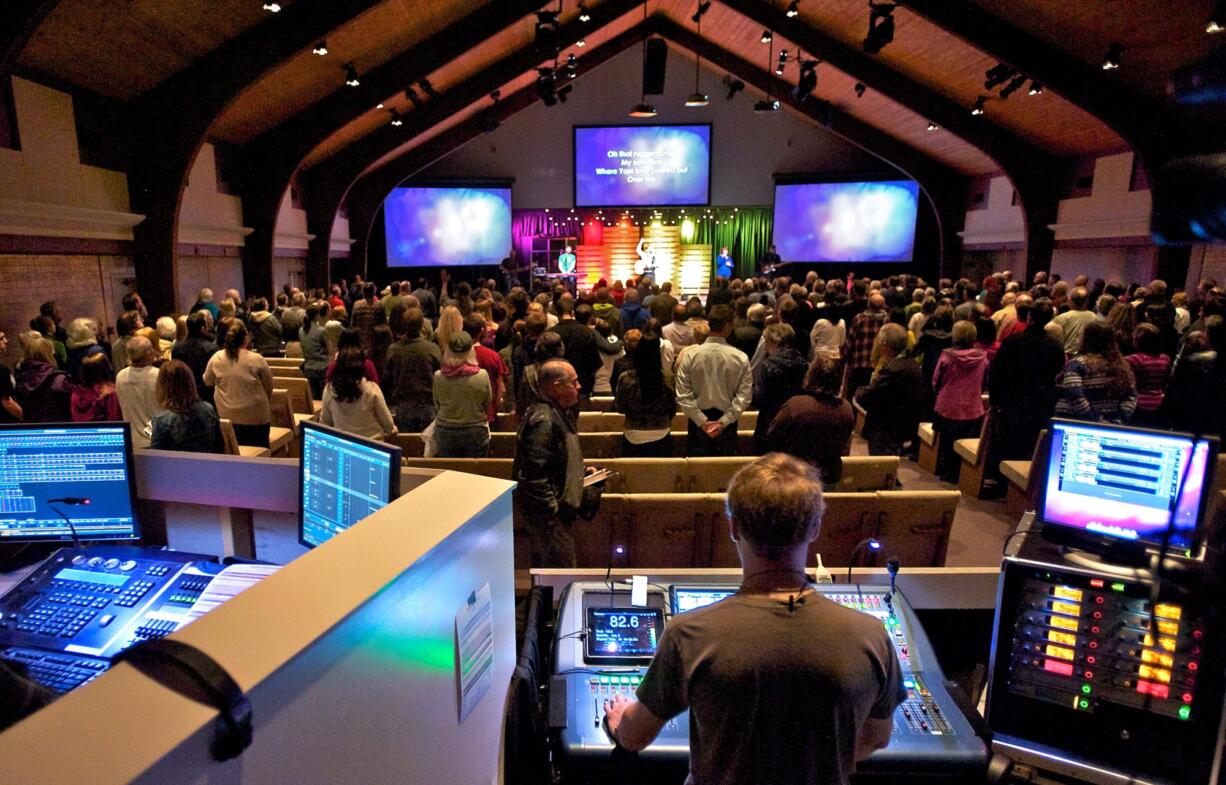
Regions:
[[602, 453, 907, 785]]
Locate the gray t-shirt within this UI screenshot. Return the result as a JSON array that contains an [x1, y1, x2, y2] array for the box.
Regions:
[[636, 590, 906, 785]]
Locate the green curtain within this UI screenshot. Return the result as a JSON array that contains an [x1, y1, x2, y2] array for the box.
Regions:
[[683, 207, 773, 280]]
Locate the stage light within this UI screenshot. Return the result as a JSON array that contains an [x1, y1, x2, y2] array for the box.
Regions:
[[761, 29, 773, 43], [691, 0, 711, 23], [262, 2, 281, 12], [1210, 1, 1226, 33], [723, 75, 745, 100], [777, 50, 789, 76], [999, 74, 1027, 99], [375, 101, 385, 109], [971, 96, 986, 115], [405, 85, 423, 109], [535, 11, 560, 56], [854, 82, 866, 98], [984, 63, 1016, 90], [389, 110, 403, 127], [344, 63, 361, 88], [754, 99, 781, 112], [566, 53, 577, 79], [787, 0, 800, 17], [926, 121, 938, 131], [419, 79, 440, 99], [312, 41, 328, 56], [536, 68, 558, 107], [863, 1, 896, 55], [576, 38, 586, 47], [1102, 43, 1122, 70], [578, 1, 591, 23], [1028, 81, 1043, 96]]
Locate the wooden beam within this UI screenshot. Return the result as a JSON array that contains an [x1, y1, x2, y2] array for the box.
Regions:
[[0, 1, 58, 82], [126, 0, 385, 316]]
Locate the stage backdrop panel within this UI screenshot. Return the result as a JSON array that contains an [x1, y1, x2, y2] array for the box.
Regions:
[[575, 125, 711, 208], [773, 180, 920, 263], [385, 186, 511, 267]]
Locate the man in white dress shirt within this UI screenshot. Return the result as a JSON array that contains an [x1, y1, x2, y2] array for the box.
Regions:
[[675, 304, 752, 457]]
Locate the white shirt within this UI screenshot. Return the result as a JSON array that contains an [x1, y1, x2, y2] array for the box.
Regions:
[[674, 336, 752, 427], [811, 318, 847, 360], [320, 380, 396, 442], [115, 364, 160, 448]]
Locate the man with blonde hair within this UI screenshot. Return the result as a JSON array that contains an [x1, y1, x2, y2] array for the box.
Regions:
[[603, 453, 905, 784]]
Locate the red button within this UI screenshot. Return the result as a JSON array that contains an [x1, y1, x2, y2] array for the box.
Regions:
[[1091, 626, 1101, 634], [1188, 662, 1199, 672], [1085, 670, 1094, 679], [1193, 629, 1204, 640], [1089, 641, 1099, 649], [1087, 656, 1097, 665], [1095, 596, 1105, 605], [1093, 611, 1103, 620], [1183, 693, 1194, 703]]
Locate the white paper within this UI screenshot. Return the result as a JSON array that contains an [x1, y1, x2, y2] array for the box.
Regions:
[[186, 563, 281, 620], [630, 575, 648, 607], [455, 582, 494, 723]]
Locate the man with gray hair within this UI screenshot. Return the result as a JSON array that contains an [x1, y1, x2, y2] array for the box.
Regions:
[[115, 336, 160, 449], [1051, 286, 1098, 356], [854, 323, 924, 456], [603, 453, 905, 783]]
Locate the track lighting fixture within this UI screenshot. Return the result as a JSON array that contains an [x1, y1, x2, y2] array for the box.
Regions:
[[761, 30, 773, 44], [787, 0, 800, 17], [390, 110, 403, 127], [691, 1, 711, 23], [312, 41, 328, 56], [262, 2, 281, 12], [999, 74, 1027, 99], [723, 75, 745, 100], [1028, 81, 1043, 96], [1210, 0, 1226, 33], [863, 2, 896, 55], [1102, 43, 1122, 70], [971, 96, 986, 116], [344, 63, 360, 87], [578, 1, 591, 23], [854, 82, 866, 98]]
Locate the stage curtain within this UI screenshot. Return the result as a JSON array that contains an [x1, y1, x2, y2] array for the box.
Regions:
[[685, 208, 773, 280], [512, 210, 583, 263]]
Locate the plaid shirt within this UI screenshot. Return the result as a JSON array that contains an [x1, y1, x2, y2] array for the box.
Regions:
[[846, 309, 887, 369]]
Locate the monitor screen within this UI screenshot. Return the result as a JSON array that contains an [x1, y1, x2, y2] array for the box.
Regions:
[[384, 186, 512, 267], [298, 422, 402, 549], [0, 423, 139, 542], [1040, 420, 1217, 553], [574, 124, 712, 207], [671, 586, 735, 614], [772, 180, 920, 263], [584, 607, 664, 661]]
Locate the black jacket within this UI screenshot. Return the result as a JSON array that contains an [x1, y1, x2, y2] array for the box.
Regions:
[[513, 400, 582, 522], [550, 320, 600, 395], [856, 357, 925, 447], [752, 347, 808, 442], [1162, 349, 1225, 436], [989, 328, 1065, 417]]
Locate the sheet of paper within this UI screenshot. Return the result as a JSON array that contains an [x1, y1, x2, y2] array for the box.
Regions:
[[455, 582, 494, 723], [186, 563, 281, 620]]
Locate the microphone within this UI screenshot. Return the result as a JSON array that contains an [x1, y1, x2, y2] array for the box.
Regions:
[[47, 497, 91, 505], [886, 556, 901, 601]]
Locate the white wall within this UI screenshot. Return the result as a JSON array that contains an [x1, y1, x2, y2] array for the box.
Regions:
[[415, 46, 885, 207]]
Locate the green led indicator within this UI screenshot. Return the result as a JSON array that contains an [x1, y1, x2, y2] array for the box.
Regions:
[[620, 676, 630, 684], [1111, 582, 1125, 592], [1078, 699, 1089, 709], [600, 676, 610, 684], [1081, 684, 1092, 695], [1179, 706, 1192, 721]]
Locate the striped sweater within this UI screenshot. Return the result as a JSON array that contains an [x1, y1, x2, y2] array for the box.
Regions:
[[1054, 357, 1137, 424]]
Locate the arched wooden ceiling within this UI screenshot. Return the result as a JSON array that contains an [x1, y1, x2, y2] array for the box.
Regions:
[[10, 0, 1218, 182]]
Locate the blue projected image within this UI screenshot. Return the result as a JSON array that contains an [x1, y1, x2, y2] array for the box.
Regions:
[[0, 424, 138, 542], [773, 180, 920, 263], [384, 187, 512, 267], [298, 423, 402, 549], [575, 125, 712, 207]]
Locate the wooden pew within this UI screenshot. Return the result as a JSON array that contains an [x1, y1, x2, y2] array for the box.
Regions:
[[871, 490, 961, 568]]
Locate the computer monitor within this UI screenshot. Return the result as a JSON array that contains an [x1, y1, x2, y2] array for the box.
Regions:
[[0, 422, 139, 542], [584, 607, 665, 663], [671, 586, 736, 614], [298, 422, 402, 549], [1039, 419, 1219, 555]]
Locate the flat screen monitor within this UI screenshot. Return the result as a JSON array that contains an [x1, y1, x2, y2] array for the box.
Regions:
[[0, 422, 139, 542], [772, 179, 920, 263], [298, 422, 402, 549], [384, 185, 512, 267], [584, 607, 664, 663], [671, 586, 735, 614], [574, 124, 712, 207], [1039, 419, 1218, 555]]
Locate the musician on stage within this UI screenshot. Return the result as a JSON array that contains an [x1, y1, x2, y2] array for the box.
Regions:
[[635, 238, 656, 278], [758, 244, 782, 277], [500, 249, 525, 292], [558, 244, 577, 275], [715, 246, 734, 280]]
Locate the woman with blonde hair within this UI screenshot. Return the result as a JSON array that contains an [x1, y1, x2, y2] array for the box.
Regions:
[[432, 331, 490, 457], [15, 331, 73, 422], [65, 317, 106, 382], [435, 304, 464, 352]]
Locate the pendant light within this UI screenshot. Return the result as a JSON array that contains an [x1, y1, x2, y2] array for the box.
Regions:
[[629, 0, 657, 116], [685, 0, 710, 107]]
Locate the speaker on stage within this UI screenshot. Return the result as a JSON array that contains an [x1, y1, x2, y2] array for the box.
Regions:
[[643, 39, 667, 95]]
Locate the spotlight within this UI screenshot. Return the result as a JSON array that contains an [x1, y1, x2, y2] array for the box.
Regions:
[[576, 38, 586, 47], [999, 74, 1027, 99], [1102, 43, 1122, 70], [262, 2, 281, 12], [405, 85, 423, 109], [629, 101, 658, 117], [578, 0, 591, 23], [344, 63, 360, 87], [375, 101, 385, 109], [863, 2, 896, 55], [723, 75, 745, 100], [389, 110, 403, 127], [312, 41, 328, 56], [1028, 81, 1043, 96], [926, 121, 938, 131], [971, 96, 986, 115], [691, 0, 712, 23], [535, 11, 560, 55], [419, 79, 440, 99], [685, 91, 710, 107], [984, 63, 1016, 90], [536, 68, 559, 107], [792, 59, 818, 102], [1210, 0, 1226, 33], [761, 29, 773, 43], [787, 0, 800, 17], [776, 49, 788, 75], [854, 82, 866, 98], [754, 98, 781, 112], [566, 53, 577, 79]]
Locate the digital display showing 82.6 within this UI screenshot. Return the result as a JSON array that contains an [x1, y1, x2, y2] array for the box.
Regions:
[[586, 608, 663, 658]]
